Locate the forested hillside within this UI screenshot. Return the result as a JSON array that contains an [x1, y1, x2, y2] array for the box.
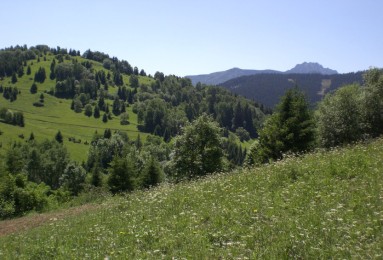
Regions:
[[0, 45, 265, 218], [0, 44, 265, 153], [220, 72, 364, 108]]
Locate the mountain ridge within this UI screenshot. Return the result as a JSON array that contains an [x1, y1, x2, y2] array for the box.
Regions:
[[285, 62, 338, 75], [186, 62, 338, 85]]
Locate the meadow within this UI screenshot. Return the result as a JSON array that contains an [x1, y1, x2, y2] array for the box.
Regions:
[[1, 138, 382, 258]]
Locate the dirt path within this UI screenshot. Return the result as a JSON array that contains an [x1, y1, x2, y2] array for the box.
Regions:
[[0, 204, 98, 237]]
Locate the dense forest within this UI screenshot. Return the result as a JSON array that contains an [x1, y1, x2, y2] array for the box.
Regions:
[[0, 45, 382, 220], [219, 72, 364, 108]]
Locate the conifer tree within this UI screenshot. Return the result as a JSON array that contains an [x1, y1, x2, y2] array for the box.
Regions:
[[135, 134, 142, 149], [251, 87, 315, 164], [91, 161, 102, 187], [55, 130, 63, 143], [103, 128, 112, 139], [102, 113, 108, 123], [108, 156, 135, 193], [17, 66, 24, 78], [94, 104, 100, 118], [11, 72, 17, 83], [28, 132, 35, 141], [30, 83, 37, 94], [141, 157, 163, 188]]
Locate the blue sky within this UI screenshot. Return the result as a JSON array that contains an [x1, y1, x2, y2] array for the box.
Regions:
[[1, 0, 382, 76]]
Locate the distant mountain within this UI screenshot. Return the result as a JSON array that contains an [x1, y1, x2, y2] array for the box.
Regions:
[[186, 67, 280, 86], [285, 62, 338, 75], [186, 62, 338, 85], [219, 72, 364, 108]]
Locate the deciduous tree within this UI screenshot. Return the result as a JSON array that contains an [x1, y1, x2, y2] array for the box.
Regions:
[[171, 114, 223, 179], [317, 84, 364, 147]]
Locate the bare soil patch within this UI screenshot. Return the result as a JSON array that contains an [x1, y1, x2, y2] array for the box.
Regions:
[[0, 204, 98, 237]]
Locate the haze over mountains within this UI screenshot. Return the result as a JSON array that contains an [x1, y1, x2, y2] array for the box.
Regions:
[[186, 62, 338, 86]]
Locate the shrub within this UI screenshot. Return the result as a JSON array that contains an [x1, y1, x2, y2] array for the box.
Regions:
[[33, 101, 44, 107]]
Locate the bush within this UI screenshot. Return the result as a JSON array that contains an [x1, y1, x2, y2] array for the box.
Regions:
[[33, 101, 44, 107], [0, 108, 24, 127], [235, 127, 250, 142], [84, 104, 93, 117], [59, 162, 86, 196], [120, 112, 129, 125], [0, 173, 50, 219]]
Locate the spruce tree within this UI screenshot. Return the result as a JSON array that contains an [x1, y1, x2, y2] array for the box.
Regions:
[[17, 66, 24, 78], [135, 134, 142, 149], [55, 130, 63, 143], [141, 157, 163, 188], [94, 104, 100, 118], [29, 132, 35, 141], [112, 97, 121, 115], [102, 113, 108, 123], [30, 83, 37, 94], [91, 162, 102, 187], [103, 128, 112, 139], [11, 72, 17, 84], [108, 157, 135, 193], [252, 87, 315, 164], [98, 97, 105, 111]]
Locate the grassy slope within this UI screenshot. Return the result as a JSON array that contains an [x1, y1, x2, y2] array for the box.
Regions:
[[1, 139, 382, 258], [0, 54, 152, 161]]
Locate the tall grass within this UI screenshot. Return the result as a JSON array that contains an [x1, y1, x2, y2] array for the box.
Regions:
[[1, 139, 383, 258]]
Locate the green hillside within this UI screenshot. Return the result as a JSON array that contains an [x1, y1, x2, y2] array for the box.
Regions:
[[0, 52, 152, 161], [1, 138, 382, 258], [0, 46, 264, 162]]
